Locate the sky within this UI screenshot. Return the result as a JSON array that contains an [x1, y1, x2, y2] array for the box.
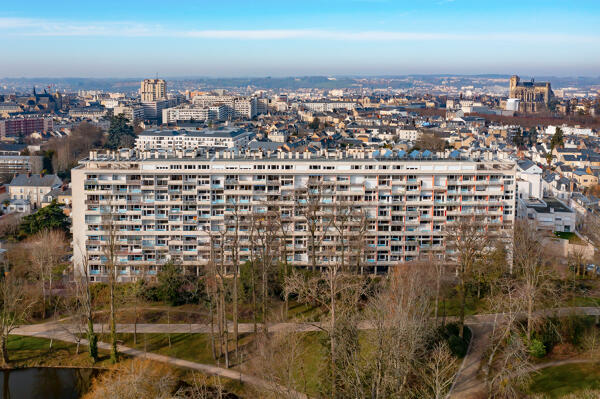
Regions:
[[0, 0, 598, 78]]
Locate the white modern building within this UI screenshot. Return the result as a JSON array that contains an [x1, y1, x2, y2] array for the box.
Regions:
[[517, 197, 576, 232], [72, 148, 516, 281], [135, 128, 253, 150], [191, 95, 258, 119], [516, 159, 543, 200], [162, 105, 228, 124], [300, 101, 357, 112], [113, 105, 145, 124], [141, 100, 169, 123]]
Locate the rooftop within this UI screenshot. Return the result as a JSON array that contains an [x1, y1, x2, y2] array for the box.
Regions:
[[138, 127, 250, 139]]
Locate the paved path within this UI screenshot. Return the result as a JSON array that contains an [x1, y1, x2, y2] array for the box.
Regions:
[[448, 307, 600, 399], [12, 306, 600, 399], [14, 325, 307, 399], [530, 358, 598, 372]]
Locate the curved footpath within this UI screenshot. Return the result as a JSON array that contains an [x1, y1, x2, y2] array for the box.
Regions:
[[448, 307, 600, 399], [13, 325, 307, 399], [12, 307, 600, 399]]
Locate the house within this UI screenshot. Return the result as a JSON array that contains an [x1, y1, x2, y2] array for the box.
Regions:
[[516, 159, 543, 199], [8, 173, 63, 208], [572, 168, 598, 188]]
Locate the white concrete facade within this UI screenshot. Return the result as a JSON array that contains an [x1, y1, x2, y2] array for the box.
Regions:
[[72, 148, 516, 281]]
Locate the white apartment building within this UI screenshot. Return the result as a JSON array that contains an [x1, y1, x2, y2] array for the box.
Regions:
[[191, 95, 258, 119], [72, 148, 516, 281], [396, 129, 422, 141], [162, 105, 228, 124], [135, 128, 253, 150], [141, 100, 169, 123], [300, 101, 357, 112], [113, 105, 145, 124]]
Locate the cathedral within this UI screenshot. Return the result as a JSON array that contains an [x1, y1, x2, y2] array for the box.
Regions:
[[509, 75, 553, 113]]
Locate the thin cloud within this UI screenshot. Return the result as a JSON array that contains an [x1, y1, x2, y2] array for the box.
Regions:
[[0, 17, 596, 43]]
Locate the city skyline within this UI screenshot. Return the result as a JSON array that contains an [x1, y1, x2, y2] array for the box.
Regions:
[[0, 0, 599, 77]]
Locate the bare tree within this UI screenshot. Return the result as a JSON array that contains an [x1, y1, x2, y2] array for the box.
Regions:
[[513, 221, 557, 341], [29, 229, 68, 319], [0, 263, 34, 366], [225, 198, 241, 361], [295, 182, 328, 272], [446, 218, 490, 337], [484, 279, 535, 399], [285, 263, 365, 397], [101, 210, 119, 363], [73, 241, 99, 362], [248, 326, 309, 399], [84, 359, 177, 399], [418, 342, 457, 399], [253, 208, 280, 335]]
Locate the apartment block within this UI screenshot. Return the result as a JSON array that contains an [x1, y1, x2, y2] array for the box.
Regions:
[[135, 128, 253, 150], [191, 95, 257, 119], [72, 148, 516, 281], [0, 117, 53, 138], [140, 79, 167, 102], [113, 105, 145, 124], [162, 104, 228, 124]]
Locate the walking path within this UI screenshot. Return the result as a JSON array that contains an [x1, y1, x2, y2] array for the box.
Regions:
[[12, 306, 600, 399], [448, 307, 600, 399], [13, 324, 307, 399]]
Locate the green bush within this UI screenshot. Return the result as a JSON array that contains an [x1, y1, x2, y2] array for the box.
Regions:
[[529, 338, 547, 358], [448, 335, 468, 358]]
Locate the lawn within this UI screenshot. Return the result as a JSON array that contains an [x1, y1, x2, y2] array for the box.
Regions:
[[528, 362, 600, 398], [554, 231, 583, 244], [6, 335, 115, 368]]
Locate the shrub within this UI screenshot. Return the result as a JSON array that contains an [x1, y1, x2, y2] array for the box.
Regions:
[[448, 335, 468, 358], [529, 338, 547, 358]]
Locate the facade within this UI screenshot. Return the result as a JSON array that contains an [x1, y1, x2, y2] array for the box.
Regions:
[[113, 105, 145, 124], [509, 75, 553, 113], [141, 100, 169, 123], [518, 197, 575, 232], [72, 148, 516, 281], [135, 128, 253, 150], [191, 95, 258, 119], [0, 155, 43, 181], [69, 107, 107, 120], [0, 117, 53, 138], [140, 79, 167, 102], [162, 105, 228, 124], [8, 173, 63, 208], [300, 101, 357, 112]]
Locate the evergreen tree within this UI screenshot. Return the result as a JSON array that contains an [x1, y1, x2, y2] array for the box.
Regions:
[[106, 115, 136, 149], [550, 127, 564, 151], [18, 201, 70, 238]]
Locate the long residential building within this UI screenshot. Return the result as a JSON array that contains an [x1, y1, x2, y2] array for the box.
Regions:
[[72, 148, 516, 281], [0, 117, 53, 138], [135, 128, 253, 150], [162, 104, 228, 124], [191, 95, 258, 119]]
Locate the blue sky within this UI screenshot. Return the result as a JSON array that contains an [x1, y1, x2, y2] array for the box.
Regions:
[[0, 0, 598, 77]]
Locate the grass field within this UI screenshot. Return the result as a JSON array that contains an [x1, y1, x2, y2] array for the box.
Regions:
[[6, 335, 115, 368], [529, 362, 600, 398]]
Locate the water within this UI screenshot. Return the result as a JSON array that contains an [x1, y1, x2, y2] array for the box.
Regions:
[[0, 368, 98, 399]]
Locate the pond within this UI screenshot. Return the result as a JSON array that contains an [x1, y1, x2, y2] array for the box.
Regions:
[[0, 368, 98, 399]]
